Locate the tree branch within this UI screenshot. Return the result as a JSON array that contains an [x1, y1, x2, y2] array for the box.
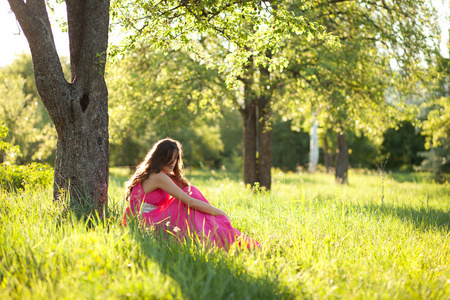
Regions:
[[7, 0, 68, 115], [65, 0, 109, 87]]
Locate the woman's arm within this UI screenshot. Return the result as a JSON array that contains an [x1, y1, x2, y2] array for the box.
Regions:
[[143, 172, 230, 220]]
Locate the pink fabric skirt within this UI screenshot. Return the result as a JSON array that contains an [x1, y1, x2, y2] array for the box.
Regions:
[[123, 185, 259, 250]]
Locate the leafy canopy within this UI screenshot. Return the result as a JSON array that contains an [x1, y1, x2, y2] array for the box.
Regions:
[[110, 0, 339, 86], [279, 0, 439, 142]]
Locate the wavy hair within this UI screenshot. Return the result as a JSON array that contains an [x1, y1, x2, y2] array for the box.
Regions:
[[126, 138, 188, 200]]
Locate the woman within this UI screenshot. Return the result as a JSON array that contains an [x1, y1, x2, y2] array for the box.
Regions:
[[123, 138, 259, 250]]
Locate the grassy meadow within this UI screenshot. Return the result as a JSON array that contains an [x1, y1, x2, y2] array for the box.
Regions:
[[1, 168, 450, 299]]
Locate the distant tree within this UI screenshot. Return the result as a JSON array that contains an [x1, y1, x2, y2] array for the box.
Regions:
[[421, 96, 450, 181], [0, 54, 67, 165], [318, 128, 379, 171], [0, 68, 37, 164], [0, 123, 19, 164], [107, 47, 227, 168], [381, 121, 426, 170], [285, 0, 439, 184], [420, 37, 450, 182], [347, 132, 379, 169], [271, 120, 309, 172]]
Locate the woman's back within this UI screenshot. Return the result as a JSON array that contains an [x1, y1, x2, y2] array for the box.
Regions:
[[130, 182, 168, 207]]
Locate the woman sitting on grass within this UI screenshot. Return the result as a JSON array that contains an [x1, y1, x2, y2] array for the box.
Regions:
[[123, 138, 259, 250]]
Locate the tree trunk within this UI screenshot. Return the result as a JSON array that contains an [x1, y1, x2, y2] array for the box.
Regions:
[[335, 130, 349, 184], [257, 64, 272, 190], [239, 61, 258, 188], [257, 102, 272, 190], [240, 102, 258, 188], [238, 57, 273, 191], [9, 0, 110, 212], [309, 116, 319, 172], [324, 137, 331, 173]]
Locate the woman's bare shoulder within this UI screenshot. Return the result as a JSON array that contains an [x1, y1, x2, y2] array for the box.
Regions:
[[143, 172, 170, 187], [147, 171, 169, 180], [141, 172, 165, 193], [143, 172, 179, 194]]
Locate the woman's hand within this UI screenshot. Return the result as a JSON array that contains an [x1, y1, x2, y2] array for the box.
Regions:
[[219, 210, 231, 222], [225, 214, 231, 222]]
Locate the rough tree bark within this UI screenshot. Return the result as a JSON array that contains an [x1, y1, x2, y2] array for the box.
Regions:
[[239, 72, 258, 188], [335, 128, 349, 184], [257, 101, 272, 190], [8, 0, 110, 211], [238, 57, 273, 190], [257, 63, 272, 190]]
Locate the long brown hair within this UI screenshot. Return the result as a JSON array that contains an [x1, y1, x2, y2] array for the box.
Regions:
[[126, 138, 188, 200]]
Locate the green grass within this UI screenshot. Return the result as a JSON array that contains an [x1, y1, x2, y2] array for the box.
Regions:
[[1, 168, 450, 299]]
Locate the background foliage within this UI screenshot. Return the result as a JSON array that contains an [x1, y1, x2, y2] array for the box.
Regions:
[[0, 0, 447, 182], [0, 51, 446, 177]]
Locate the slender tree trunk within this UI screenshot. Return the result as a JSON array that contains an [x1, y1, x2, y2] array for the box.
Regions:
[[324, 138, 331, 173], [335, 129, 349, 184], [9, 0, 110, 212], [309, 116, 319, 172]]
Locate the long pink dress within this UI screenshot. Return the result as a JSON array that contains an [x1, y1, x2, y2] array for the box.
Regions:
[[123, 183, 259, 250]]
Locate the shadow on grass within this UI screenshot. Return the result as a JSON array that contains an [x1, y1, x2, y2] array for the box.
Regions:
[[128, 225, 301, 300], [356, 202, 450, 233]]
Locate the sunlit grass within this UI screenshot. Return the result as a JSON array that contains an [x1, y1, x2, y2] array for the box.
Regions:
[[1, 168, 449, 299]]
